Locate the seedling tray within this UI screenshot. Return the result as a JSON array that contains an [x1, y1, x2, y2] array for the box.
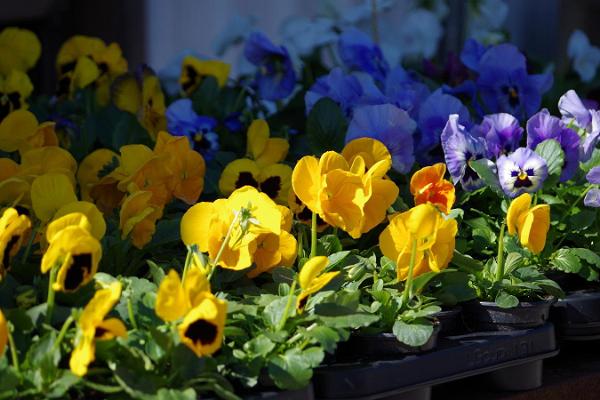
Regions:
[[313, 323, 558, 400], [246, 384, 315, 400], [552, 291, 600, 340]]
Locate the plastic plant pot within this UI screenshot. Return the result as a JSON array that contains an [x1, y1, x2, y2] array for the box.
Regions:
[[462, 299, 554, 331], [552, 290, 600, 340], [245, 384, 314, 400], [335, 323, 440, 361], [314, 323, 558, 399], [434, 306, 464, 336]]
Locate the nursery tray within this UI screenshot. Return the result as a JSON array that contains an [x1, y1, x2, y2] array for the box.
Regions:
[[313, 323, 558, 400], [246, 384, 314, 400], [551, 291, 600, 340]]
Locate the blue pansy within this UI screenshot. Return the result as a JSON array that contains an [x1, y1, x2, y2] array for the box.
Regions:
[[473, 43, 553, 120], [338, 28, 389, 83], [558, 90, 600, 162], [384, 66, 430, 118], [166, 99, 219, 160], [417, 89, 470, 163], [476, 113, 524, 159], [585, 166, 600, 207], [459, 38, 489, 71], [346, 104, 416, 174], [244, 32, 296, 101], [497, 147, 548, 198], [526, 109, 580, 181]]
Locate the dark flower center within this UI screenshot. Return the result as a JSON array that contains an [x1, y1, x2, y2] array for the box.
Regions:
[[259, 176, 281, 199], [235, 172, 259, 189], [94, 326, 108, 338], [60, 61, 77, 75], [2, 235, 20, 269], [513, 168, 534, 188], [297, 295, 309, 311], [185, 319, 218, 345], [182, 66, 199, 93], [502, 85, 520, 107], [64, 253, 92, 291], [57, 76, 72, 98], [193, 133, 212, 151]]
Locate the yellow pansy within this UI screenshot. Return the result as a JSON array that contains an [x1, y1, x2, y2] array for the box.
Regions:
[[506, 193, 550, 255], [0, 109, 38, 153], [153, 131, 206, 205], [341, 137, 391, 170], [180, 56, 230, 95], [0, 158, 30, 209], [0, 207, 31, 278], [19, 146, 78, 184], [77, 149, 124, 213], [30, 173, 77, 222], [41, 225, 102, 292], [45, 212, 92, 243], [297, 256, 340, 312], [0, 27, 41, 74], [0, 70, 34, 120], [112, 67, 167, 140], [379, 203, 457, 281], [177, 292, 227, 357], [155, 267, 210, 322], [246, 119, 289, 167], [54, 201, 106, 240], [119, 191, 164, 249], [0, 309, 6, 357], [219, 158, 292, 204], [70, 282, 126, 376], [181, 186, 281, 270], [248, 205, 297, 278]]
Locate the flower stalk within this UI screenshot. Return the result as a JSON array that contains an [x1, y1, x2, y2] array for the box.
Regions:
[[7, 322, 20, 374], [310, 211, 317, 258], [401, 238, 418, 306], [495, 222, 506, 282], [45, 265, 58, 325]]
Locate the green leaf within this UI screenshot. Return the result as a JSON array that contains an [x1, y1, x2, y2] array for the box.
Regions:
[[571, 248, 600, 268], [47, 372, 80, 398], [450, 250, 484, 273], [550, 248, 582, 274], [147, 260, 166, 286], [429, 271, 477, 305], [535, 139, 565, 181], [392, 318, 433, 347], [305, 98, 347, 155], [304, 326, 340, 353], [155, 388, 197, 400], [267, 348, 314, 390], [244, 335, 275, 357], [411, 271, 440, 296], [263, 296, 295, 328], [495, 291, 519, 308], [191, 76, 219, 115], [470, 159, 504, 197], [318, 234, 343, 255], [149, 218, 182, 246], [314, 303, 379, 328], [503, 252, 524, 275]]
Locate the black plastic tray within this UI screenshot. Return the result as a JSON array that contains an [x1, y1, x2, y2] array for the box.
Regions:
[[551, 291, 600, 340], [246, 384, 314, 400], [313, 323, 558, 399]]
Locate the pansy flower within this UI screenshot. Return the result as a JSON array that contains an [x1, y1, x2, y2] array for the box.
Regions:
[[584, 166, 600, 208], [305, 68, 365, 116], [155, 268, 210, 323], [338, 28, 389, 83], [166, 98, 219, 160], [296, 256, 340, 312], [77, 149, 124, 214], [0, 70, 34, 121], [119, 190, 164, 249], [0, 207, 31, 279], [473, 43, 552, 120], [70, 282, 127, 376], [112, 65, 167, 140], [477, 113, 523, 158], [54, 201, 106, 241], [244, 32, 296, 101], [526, 109, 580, 181], [0, 110, 58, 155], [0, 27, 41, 75], [506, 193, 550, 254], [41, 215, 102, 292], [30, 173, 78, 223], [0, 309, 6, 357], [441, 114, 487, 191], [178, 292, 227, 357], [287, 189, 328, 231], [416, 90, 470, 162], [346, 104, 417, 174], [496, 147, 548, 198], [558, 90, 600, 162], [410, 163, 455, 214], [179, 55, 230, 95], [384, 66, 430, 118]]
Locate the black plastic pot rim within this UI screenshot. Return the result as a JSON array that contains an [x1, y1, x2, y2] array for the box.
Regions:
[[477, 298, 556, 308]]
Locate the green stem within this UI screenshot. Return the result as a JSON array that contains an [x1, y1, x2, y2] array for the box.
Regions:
[[52, 315, 74, 352], [127, 297, 138, 330], [277, 280, 297, 331], [20, 225, 37, 265], [181, 248, 193, 284], [401, 239, 418, 306], [7, 322, 19, 374], [310, 212, 318, 258], [45, 266, 58, 326], [555, 185, 593, 248], [211, 213, 239, 272], [495, 222, 506, 282]]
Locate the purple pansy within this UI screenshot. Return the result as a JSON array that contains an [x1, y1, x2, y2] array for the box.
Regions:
[[346, 104, 416, 174], [476, 113, 524, 159], [497, 147, 548, 198], [558, 90, 600, 162], [338, 28, 389, 82], [474, 43, 553, 120], [441, 114, 487, 191], [244, 32, 296, 101], [584, 166, 600, 207], [526, 109, 581, 181], [460, 38, 489, 71], [166, 99, 219, 160], [417, 90, 470, 163]]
